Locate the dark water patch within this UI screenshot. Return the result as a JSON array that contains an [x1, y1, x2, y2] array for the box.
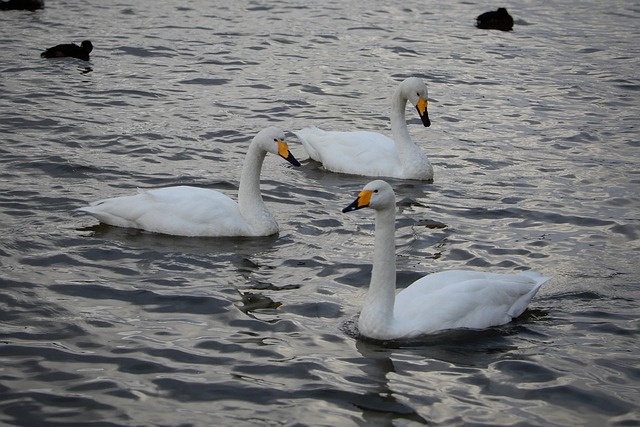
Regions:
[[415, 218, 448, 229], [157, 25, 215, 33], [239, 83, 273, 90], [115, 46, 175, 58], [246, 4, 275, 11], [493, 359, 559, 382], [463, 157, 513, 170], [554, 291, 607, 301], [296, 221, 338, 238], [93, 89, 167, 100], [328, 263, 371, 286], [385, 46, 421, 57], [596, 358, 640, 383], [279, 257, 328, 270], [447, 248, 475, 261], [233, 359, 327, 381], [179, 77, 232, 86], [467, 376, 636, 418], [351, 326, 541, 366], [77, 220, 285, 257], [199, 58, 260, 66], [200, 128, 247, 142], [347, 25, 392, 33], [155, 150, 198, 162], [52, 283, 232, 316], [0, 309, 85, 342], [0, 116, 59, 129], [152, 377, 426, 421], [15, 157, 95, 178], [616, 83, 640, 91], [470, 243, 531, 258], [2, 391, 121, 427], [320, 389, 422, 419], [66, 379, 123, 394], [588, 322, 640, 338], [228, 317, 300, 333], [141, 347, 242, 369], [194, 338, 283, 359], [20, 253, 83, 268], [0, 342, 147, 369], [46, 247, 142, 276], [609, 223, 638, 240], [458, 206, 615, 229], [283, 301, 344, 318], [270, 36, 299, 45]]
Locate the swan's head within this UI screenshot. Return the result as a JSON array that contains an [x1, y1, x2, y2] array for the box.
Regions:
[[342, 180, 395, 213], [400, 77, 430, 127], [255, 126, 301, 167]]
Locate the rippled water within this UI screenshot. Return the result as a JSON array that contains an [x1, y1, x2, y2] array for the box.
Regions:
[[1, 0, 639, 425]]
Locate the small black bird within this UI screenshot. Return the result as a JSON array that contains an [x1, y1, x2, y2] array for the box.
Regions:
[[476, 7, 514, 31], [41, 40, 93, 61], [0, 0, 43, 11]]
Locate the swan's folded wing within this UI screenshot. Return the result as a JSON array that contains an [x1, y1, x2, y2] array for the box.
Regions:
[[295, 127, 402, 176], [78, 186, 248, 236], [394, 271, 549, 334]]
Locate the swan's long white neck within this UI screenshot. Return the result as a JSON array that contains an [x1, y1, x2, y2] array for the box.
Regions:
[[390, 87, 413, 149], [237, 142, 273, 234], [389, 86, 432, 179], [359, 204, 397, 336]]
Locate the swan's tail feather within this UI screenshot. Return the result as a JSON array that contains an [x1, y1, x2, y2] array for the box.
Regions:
[[507, 272, 551, 318]]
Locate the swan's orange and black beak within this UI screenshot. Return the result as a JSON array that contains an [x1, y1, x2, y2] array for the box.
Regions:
[[277, 140, 301, 166], [342, 190, 373, 213], [416, 97, 431, 127]]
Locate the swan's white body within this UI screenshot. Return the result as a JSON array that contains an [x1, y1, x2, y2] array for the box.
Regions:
[[295, 77, 434, 181], [78, 127, 300, 237], [343, 180, 550, 340]]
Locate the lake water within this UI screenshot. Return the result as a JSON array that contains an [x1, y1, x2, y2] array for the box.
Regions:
[[1, 0, 639, 426]]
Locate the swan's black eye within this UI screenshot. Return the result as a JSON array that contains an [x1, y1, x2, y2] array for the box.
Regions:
[[417, 92, 420, 97], [274, 138, 278, 142], [374, 190, 379, 193]]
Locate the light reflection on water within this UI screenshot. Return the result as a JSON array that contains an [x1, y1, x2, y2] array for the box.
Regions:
[[1, 0, 639, 425]]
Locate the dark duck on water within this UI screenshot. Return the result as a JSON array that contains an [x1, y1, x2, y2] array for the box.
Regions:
[[476, 7, 514, 31], [0, 0, 43, 11], [41, 40, 93, 61]]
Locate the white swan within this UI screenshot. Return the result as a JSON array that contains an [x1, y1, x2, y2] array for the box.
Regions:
[[295, 77, 433, 181], [343, 180, 550, 340], [78, 127, 300, 237]]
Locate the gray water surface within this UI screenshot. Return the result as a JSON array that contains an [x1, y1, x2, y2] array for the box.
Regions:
[[1, 1, 639, 426]]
